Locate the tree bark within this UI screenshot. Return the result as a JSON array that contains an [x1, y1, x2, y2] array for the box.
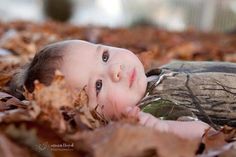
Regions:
[[143, 61, 236, 126]]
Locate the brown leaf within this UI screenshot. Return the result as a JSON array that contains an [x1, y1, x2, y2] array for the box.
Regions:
[[4, 124, 53, 157], [0, 92, 40, 123], [0, 92, 27, 111], [66, 122, 199, 157], [221, 126, 236, 142], [198, 142, 236, 157], [23, 71, 73, 134], [24, 70, 74, 109], [202, 128, 227, 151], [24, 71, 104, 134], [0, 56, 22, 89], [73, 88, 106, 129], [0, 29, 36, 57], [137, 50, 158, 70], [202, 126, 236, 152], [219, 142, 236, 157], [0, 132, 32, 157]]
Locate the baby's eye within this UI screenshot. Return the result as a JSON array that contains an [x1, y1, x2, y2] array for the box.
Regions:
[[95, 79, 103, 95], [102, 50, 109, 62]]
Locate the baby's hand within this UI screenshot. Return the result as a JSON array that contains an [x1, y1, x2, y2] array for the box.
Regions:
[[124, 107, 210, 139], [138, 111, 169, 132], [138, 111, 211, 139], [125, 106, 140, 119], [125, 106, 169, 132]]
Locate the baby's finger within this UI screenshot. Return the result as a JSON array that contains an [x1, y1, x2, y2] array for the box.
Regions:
[[125, 106, 140, 118], [138, 112, 151, 125], [145, 116, 157, 128], [138, 112, 169, 132], [129, 106, 140, 117]]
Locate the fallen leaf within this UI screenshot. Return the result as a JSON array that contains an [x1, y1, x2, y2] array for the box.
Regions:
[[24, 71, 104, 135], [0, 132, 32, 157], [66, 122, 200, 157], [0, 92, 40, 123]]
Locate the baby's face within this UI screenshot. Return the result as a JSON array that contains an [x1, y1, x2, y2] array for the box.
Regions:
[[61, 40, 147, 119]]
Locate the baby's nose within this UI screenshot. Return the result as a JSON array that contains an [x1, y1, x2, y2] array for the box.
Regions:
[[109, 64, 122, 82]]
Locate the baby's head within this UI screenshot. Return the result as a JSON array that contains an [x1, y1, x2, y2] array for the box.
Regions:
[[16, 40, 147, 119]]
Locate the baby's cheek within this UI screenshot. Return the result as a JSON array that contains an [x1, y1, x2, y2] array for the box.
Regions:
[[102, 91, 133, 119], [114, 92, 134, 112]]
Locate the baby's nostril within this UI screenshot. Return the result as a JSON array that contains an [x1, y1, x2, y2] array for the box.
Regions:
[[115, 73, 121, 81]]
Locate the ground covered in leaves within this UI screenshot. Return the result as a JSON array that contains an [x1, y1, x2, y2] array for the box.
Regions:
[[0, 20, 236, 157]]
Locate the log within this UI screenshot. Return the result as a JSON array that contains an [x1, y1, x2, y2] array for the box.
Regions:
[[141, 61, 236, 127]]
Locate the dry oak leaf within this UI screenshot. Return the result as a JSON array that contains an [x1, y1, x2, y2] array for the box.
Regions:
[[0, 29, 37, 57], [0, 132, 33, 157], [24, 71, 103, 134], [73, 89, 105, 129], [202, 126, 236, 153], [24, 71, 75, 109], [197, 142, 236, 157], [66, 122, 200, 157], [0, 56, 22, 88], [23, 71, 75, 134], [4, 124, 53, 157], [137, 50, 158, 70], [0, 92, 40, 123]]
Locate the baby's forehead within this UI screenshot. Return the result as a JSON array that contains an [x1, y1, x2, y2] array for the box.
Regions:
[[63, 40, 127, 53]]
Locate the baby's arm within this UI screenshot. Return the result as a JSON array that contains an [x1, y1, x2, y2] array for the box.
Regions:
[[126, 106, 210, 139]]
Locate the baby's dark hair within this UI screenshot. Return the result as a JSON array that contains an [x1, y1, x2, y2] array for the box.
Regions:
[[10, 41, 67, 100]]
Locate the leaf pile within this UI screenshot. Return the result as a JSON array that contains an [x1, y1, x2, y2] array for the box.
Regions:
[[0, 21, 236, 70], [0, 20, 236, 156], [24, 71, 105, 133]]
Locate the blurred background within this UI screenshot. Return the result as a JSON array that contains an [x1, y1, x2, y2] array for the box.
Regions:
[[1, 0, 236, 69], [1, 0, 236, 32], [1, 2, 236, 157]]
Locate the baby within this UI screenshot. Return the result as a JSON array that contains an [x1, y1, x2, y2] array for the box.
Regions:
[[11, 40, 210, 139]]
